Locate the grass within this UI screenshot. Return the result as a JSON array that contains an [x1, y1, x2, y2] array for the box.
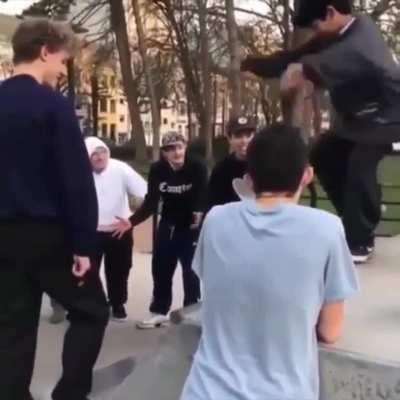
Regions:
[[301, 155, 400, 236], [125, 155, 400, 236]]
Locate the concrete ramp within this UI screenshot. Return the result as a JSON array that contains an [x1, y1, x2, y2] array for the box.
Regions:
[[91, 237, 400, 400], [91, 357, 136, 399], [91, 324, 200, 400]]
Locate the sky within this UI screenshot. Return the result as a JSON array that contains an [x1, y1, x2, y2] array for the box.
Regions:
[[0, 0, 38, 15], [1, 0, 267, 16]]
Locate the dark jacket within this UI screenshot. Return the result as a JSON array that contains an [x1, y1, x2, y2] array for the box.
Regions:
[[0, 75, 98, 256], [242, 15, 400, 144], [130, 158, 208, 228], [208, 154, 247, 209]]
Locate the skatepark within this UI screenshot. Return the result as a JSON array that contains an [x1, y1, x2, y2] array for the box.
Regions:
[[29, 221, 400, 400]]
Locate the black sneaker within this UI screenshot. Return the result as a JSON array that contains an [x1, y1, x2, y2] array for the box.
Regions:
[[351, 246, 371, 264], [112, 305, 128, 322]]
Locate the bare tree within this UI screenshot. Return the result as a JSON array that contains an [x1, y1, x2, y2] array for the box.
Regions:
[[131, 0, 161, 161], [225, 0, 242, 117], [108, 0, 148, 162]]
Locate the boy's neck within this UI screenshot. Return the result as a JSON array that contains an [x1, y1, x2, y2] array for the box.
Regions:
[[13, 63, 43, 85], [256, 191, 300, 208], [233, 152, 246, 161]]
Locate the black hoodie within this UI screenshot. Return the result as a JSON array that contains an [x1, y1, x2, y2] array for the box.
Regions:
[[130, 158, 208, 228], [208, 153, 247, 210]]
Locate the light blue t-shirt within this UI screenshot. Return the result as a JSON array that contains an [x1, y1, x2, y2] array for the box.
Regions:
[[180, 200, 359, 400]]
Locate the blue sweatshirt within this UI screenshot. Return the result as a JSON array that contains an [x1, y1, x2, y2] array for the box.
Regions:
[[0, 75, 98, 256]]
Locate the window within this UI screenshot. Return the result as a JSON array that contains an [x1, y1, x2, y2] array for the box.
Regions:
[[110, 124, 116, 141], [163, 118, 168, 125], [101, 76, 108, 88], [178, 125, 182, 133], [118, 133, 128, 145], [120, 99, 124, 105], [99, 98, 107, 113], [110, 76, 116, 88], [101, 123, 107, 137], [171, 122, 175, 129], [120, 115, 125, 123], [110, 99, 116, 114], [179, 102, 186, 116]]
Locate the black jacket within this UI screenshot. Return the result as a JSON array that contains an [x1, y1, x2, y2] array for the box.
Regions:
[[208, 154, 247, 210], [130, 158, 208, 228]]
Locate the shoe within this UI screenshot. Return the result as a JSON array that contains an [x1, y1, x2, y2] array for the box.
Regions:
[[367, 236, 375, 255], [351, 246, 372, 264], [112, 305, 128, 322], [49, 305, 66, 324], [136, 313, 169, 329]]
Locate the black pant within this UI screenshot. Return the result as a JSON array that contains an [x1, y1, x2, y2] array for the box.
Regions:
[[311, 134, 390, 248], [91, 230, 133, 308], [150, 221, 201, 315], [0, 221, 109, 400]]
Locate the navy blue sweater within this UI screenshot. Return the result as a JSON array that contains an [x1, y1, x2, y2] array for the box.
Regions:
[[0, 75, 98, 256]]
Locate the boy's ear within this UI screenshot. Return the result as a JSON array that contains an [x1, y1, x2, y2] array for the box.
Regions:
[[300, 166, 314, 189]]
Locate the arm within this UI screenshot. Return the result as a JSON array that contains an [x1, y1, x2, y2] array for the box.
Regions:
[[192, 161, 209, 214], [121, 162, 148, 200], [51, 96, 98, 257], [301, 41, 365, 89], [319, 220, 359, 344], [317, 301, 345, 344], [207, 165, 225, 210], [129, 164, 160, 227], [241, 34, 338, 80]]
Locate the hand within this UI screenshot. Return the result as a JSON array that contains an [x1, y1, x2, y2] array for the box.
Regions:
[[190, 212, 203, 230], [72, 256, 91, 278], [280, 63, 305, 94], [111, 217, 132, 239]]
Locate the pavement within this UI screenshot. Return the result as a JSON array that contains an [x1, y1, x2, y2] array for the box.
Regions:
[[29, 221, 400, 399], [31, 220, 182, 400]]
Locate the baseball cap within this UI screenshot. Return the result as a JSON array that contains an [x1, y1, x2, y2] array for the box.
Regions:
[[227, 116, 257, 136], [293, 0, 352, 27], [161, 132, 187, 148]]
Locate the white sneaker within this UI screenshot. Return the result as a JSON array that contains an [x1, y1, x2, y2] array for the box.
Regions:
[[136, 313, 169, 329]]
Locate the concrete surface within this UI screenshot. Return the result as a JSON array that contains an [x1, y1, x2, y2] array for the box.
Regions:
[[31, 235, 400, 400], [30, 250, 185, 400]]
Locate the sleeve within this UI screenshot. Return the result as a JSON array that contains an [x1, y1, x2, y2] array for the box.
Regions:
[[192, 161, 209, 213], [207, 164, 227, 210], [51, 96, 98, 256], [192, 215, 209, 278], [121, 162, 148, 199], [129, 163, 160, 226], [301, 41, 365, 88], [240, 35, 335, 79], [324, 221, 360, 304]]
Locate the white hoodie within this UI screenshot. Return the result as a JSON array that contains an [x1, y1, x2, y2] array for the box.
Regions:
[[85, 137, 148, 232]]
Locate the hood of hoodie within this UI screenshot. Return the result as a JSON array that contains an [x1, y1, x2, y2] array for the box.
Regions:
[[85, 136, 110, 158]]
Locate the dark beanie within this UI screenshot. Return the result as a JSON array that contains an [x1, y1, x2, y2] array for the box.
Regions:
[[293, 0, 353, 27]]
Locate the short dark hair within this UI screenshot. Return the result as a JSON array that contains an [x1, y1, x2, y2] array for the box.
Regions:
[[294, 0, 352, 27], [247, 124, 308, 195], [12, 19, 76, 65]]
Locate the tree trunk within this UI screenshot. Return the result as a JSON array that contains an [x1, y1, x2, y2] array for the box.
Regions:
[[162, 1, 205, 139], [225, 0, 242, 117], [109, 0, 148, 163], [90, 74, 99, 136], [131, 0, 161, 161], [67, 58, 76, 105], [197, 0, 213, 162], [283, 0, 291, 50]]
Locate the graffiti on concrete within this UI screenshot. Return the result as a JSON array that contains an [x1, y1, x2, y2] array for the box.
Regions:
[[325, 369, 400, 400], [320, 348, 400, 400]]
